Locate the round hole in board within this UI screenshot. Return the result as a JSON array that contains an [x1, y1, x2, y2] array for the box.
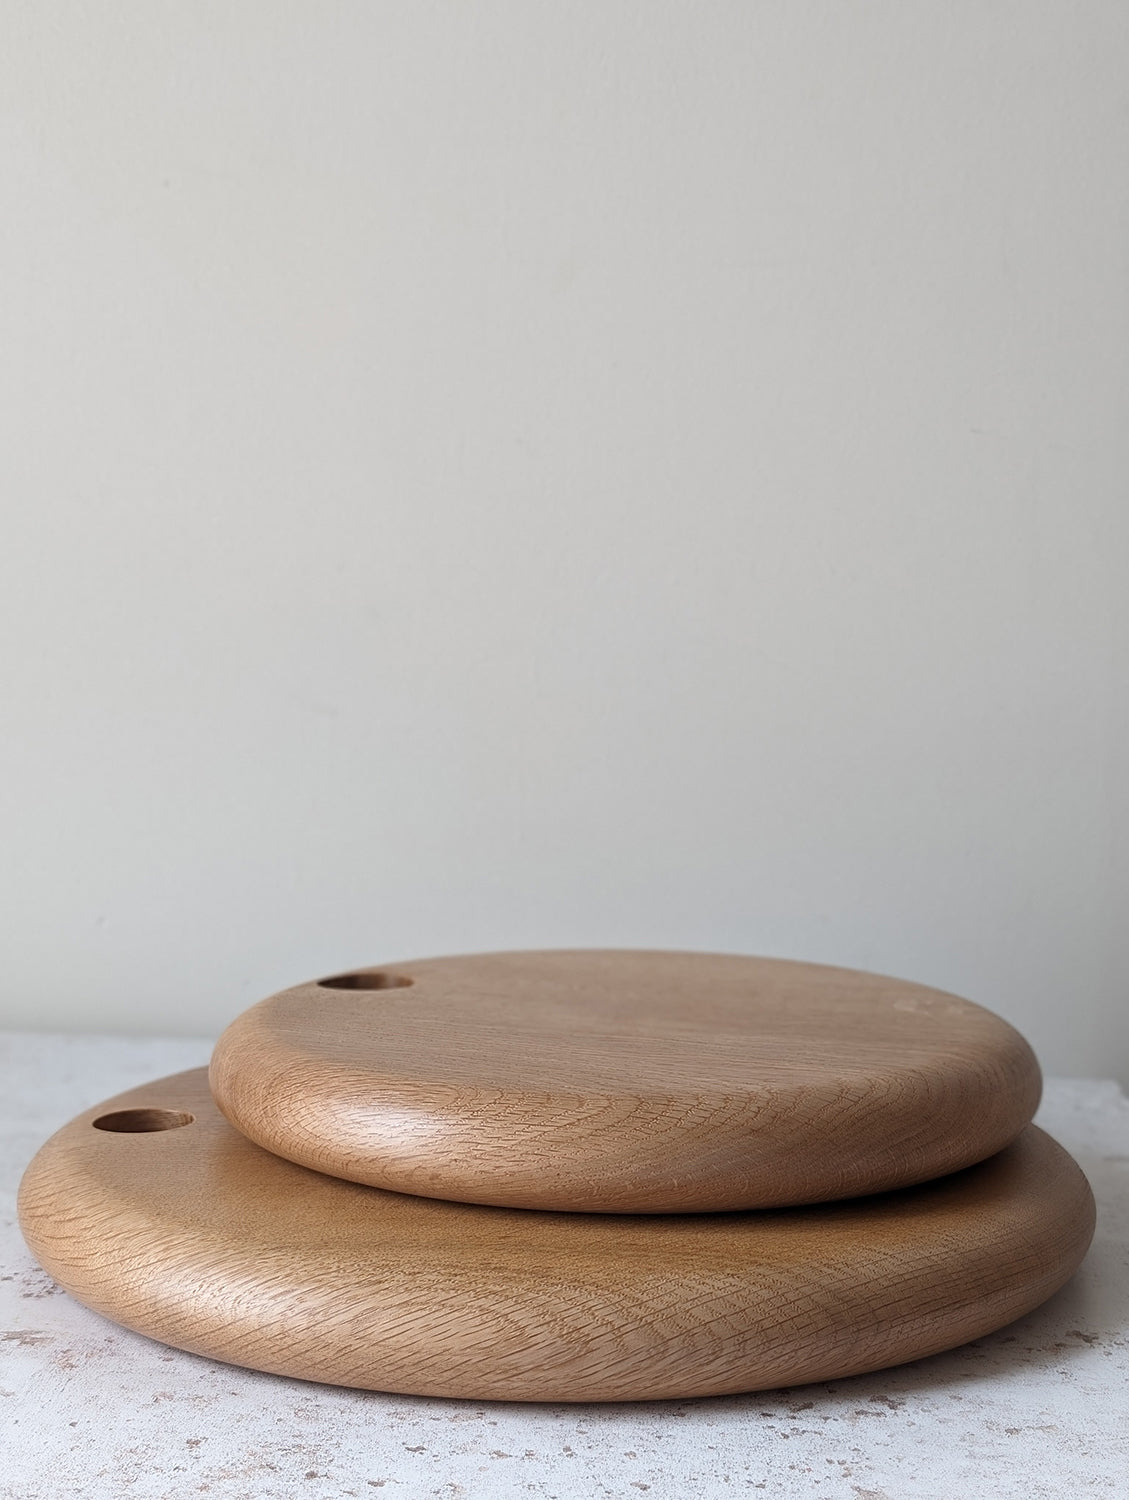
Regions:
[[93, 1108, 195, 1133], [317, 971, 414, 991]]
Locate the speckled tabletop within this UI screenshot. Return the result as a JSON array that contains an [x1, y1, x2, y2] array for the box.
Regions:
[[1, 1034, 1126, 1500]]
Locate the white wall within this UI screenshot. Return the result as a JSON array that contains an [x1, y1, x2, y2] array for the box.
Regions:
[[2, 3, 1126, 1080]]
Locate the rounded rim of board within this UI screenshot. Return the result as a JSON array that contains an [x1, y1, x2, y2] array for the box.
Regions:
[[209, 949, 1042, 1212], [18, 1069, 1093, 1403]]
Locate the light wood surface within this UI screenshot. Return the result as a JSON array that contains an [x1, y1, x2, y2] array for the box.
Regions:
[[209, 949, 1041, 1211], [18, 1067, 1093, 1403]]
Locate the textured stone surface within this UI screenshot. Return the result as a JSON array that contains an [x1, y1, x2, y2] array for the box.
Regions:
[[1, 1032, 1126, 1499]]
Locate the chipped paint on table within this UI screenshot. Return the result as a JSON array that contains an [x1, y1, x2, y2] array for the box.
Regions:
[[1, 1034, 1126, 1500]]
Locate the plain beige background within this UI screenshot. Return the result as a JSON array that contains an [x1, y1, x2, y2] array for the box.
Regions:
[[1, 3, 1126, 1081]]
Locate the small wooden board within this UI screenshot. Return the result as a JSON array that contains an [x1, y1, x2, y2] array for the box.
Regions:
[[210, 949, 1041, 1211], [18, 1068, 1092, 1403]]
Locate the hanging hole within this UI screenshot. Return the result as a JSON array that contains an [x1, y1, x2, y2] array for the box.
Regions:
[[317, 970, 414, 991], [93, 1108, 195, 1133]]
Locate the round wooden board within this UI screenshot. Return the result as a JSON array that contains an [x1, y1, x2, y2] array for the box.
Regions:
[[210, 949, 1041, 1212], [18, 1069, 1093, 1403]]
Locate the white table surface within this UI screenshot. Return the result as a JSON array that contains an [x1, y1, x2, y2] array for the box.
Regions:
[[1, 1033, 1126, 1500]]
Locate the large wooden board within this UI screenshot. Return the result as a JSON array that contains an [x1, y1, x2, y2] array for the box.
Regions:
[[210, 949, 1041, 1211], [18, 1068, 1092, 1403]]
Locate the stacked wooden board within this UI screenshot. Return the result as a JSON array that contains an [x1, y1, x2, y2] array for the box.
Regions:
[[18, 950, 1095, 1401]]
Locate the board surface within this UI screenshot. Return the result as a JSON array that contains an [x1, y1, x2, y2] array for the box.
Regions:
[[18, 1068, 1093, 1403], [210, 949, 1041, 1211]]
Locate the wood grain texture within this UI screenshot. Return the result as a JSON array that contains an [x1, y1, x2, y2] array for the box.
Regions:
[[209, 949, 1042, 1212], [17, 1068, 1093, 1403]]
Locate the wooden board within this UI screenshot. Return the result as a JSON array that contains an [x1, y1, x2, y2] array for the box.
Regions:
[[209, 949, 1041, 1211], [18, 1068, 1093, 1403]]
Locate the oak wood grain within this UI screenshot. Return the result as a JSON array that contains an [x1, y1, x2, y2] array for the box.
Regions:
[[209, 949, 1042, 1211], [17, 1068, 1093, 1403]]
